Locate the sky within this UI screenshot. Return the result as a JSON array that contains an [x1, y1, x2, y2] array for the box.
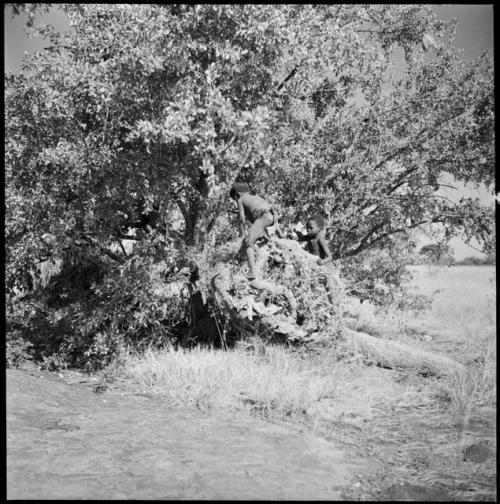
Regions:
[[4, 4, 495, 259]]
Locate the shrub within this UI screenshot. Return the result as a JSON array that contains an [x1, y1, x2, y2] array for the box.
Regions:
[[5, 242, 199, 370], [456, 255, 494, 266], [6, 330, 33, 368], [340, 241, 415, 306]]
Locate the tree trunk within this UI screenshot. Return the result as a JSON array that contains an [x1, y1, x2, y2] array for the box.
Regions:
[[341, 327, 466, 377], [184, 184, 225, 250], [184, 197, 210, 249]]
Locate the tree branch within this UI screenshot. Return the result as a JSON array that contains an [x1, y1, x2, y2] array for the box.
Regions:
[[276, 64, 299, 92], [118, 239, 129, 258], [386, 166, 419, 194], [371, 109, 469, 173], [116, 233, 140, 241], [348, 221, 387, 256], [81, 235, 125, 264], [342, 219, 435, 258]]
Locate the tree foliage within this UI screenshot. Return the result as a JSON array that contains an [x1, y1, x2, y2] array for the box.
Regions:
[[5, 4, 495, 367], [263, 5, 494, 261]]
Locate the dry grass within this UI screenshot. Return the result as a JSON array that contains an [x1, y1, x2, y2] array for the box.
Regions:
[[108, 265, 496, 415], [435, 338, 496, 408], [347, 265, 496, 409], [407, 265, 496, 336], [116, 345, 342, 422], [405, 265, 496, 409]]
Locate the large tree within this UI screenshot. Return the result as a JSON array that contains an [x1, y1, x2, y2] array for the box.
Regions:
[[6, 5, 494, 277], [6, 4, 294, 287], [5, 4, 495, 365]]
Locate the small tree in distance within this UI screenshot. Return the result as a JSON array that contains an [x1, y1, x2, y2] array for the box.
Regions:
[[419, 244, 444, 263]]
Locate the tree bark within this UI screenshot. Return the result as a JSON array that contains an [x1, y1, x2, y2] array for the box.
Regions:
[[184, 197, 209, 249], [341, 327, 466, 377]]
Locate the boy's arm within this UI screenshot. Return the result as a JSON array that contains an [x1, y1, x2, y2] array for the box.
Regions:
[[270, 207, 285, 238], [237, 199, 246, 236], [295, 230, 308, 241], [317, 235, 333, 265]]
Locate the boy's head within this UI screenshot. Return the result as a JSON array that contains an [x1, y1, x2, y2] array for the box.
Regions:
[[230, 182, 251, 201], [306, 214, 325, 236]]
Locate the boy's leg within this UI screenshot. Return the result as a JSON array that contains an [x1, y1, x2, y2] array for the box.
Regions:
[[244, 214, 273, 279], [245, 247, 257, 279]]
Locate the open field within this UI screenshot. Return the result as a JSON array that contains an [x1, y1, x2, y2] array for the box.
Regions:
[[406, 265, 496, 347], [348, 264, 496, 500], [98, 264, 495, 500], [405, 265, 496, 405]]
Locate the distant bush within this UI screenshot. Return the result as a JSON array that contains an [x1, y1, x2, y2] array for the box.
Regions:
[[417, 243, 454, 266], [456, 255, 495, 266]]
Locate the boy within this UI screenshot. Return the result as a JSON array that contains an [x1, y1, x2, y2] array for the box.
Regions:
[[229, 182, 283, 280], [295, 215, 332, 265], [295, 214, 337, 304]]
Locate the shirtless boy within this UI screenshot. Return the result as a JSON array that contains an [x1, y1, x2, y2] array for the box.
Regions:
[[295, 215, 332, 265], [229, 182, 283, 279]]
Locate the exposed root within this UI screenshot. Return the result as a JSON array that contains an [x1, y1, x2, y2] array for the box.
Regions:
[[341, 327, 467, 378]]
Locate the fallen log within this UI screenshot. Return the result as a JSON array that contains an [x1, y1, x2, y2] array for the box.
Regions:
[[211, 268, 307, 344], [341, 327, 466, 377], [193, 236, 466, 378], [205, 238, 344, 342]]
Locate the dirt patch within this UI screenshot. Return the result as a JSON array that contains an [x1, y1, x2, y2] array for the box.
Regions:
[[7, 368, 381, 500]]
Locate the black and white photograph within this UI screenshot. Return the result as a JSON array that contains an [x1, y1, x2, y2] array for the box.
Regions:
[[5, 3, 495, 500]]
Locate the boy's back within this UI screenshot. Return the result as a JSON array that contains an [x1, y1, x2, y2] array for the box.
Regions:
[[239, 193, 272, 222]]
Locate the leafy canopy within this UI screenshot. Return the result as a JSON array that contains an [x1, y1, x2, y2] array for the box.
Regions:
[[5, 4, 495, 365], [6, 5, 494, 273]]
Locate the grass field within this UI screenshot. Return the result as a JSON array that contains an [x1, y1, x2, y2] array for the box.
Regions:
[[407, 265, 496, 345], [405, 265, 496, 408], [104, 264, 496, 500]]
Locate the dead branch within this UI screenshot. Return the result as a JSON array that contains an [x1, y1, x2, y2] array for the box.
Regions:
[[341, 327, 466, 377]]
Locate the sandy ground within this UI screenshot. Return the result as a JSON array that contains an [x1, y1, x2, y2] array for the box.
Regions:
[[7, 368, 381, 500]]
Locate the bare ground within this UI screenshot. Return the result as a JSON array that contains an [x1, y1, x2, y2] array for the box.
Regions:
[[7, 367, 382, 500], [8, 358, 495, 501], [8, 266, 495, 500]]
